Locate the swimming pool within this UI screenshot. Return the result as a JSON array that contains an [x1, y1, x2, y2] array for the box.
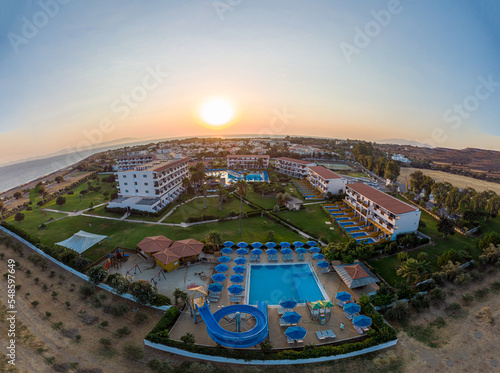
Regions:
[[227, 171, 268, 182], [247, 263, 327, 305]]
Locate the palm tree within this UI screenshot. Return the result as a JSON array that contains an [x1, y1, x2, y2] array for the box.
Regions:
[[396, 258, 420, 284], [234, 179, 249, 235], [217, 186, 227, 211], [257, 158, 264, 169], [207, 230, 223, 252], [181, 177, 191, 195]]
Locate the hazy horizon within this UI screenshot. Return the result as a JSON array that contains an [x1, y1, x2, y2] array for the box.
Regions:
[[1, 0, 500, 165]]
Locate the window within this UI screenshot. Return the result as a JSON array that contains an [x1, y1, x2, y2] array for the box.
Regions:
[[145, 190, 149, 194], [133, 174, 136, 178], [134, 182, 137, 185], [135, 189, 139, 193], [143, 175, 147, 178], [122, 175, 126, 178], [144, 182, 148, 186], [125, 189, 129, 193], [124, 182, 128, 185]]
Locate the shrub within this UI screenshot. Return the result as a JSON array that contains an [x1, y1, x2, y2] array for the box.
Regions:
[[107, 303, 129, 317], [109, 274, 131, 295], [122, 342, 144, 361], [147, 358, 173, 373], [79, 284, 95, 299], [410, 293, 430, 312], [189, 363, 215, 373], [180, 332, 196, 345], [134, 311, 149, 325], [462, 293, 474, 306], [474, 288, 490, 302], [150, 293, 171, 307], [444, 302, 463, 318], [99, 338, 112, 348], [87, 265, 107, 285], [384, 300, 410, 323], [130, 280, 156, 305], [430, 316, 446, 329], [429, 288, 446, 303], [117, 326, 132, 337], [454, 272, 472, 286], [491, 281, 500, 294]]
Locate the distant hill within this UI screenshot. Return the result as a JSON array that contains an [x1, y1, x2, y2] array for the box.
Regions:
[[375, 139, 434, 148]]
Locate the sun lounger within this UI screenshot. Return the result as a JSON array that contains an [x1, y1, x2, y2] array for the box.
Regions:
[[208, 292, 220, 298], [326, 329, 336, 339], [250, 254, 255, 263], [353, 325, 364, 334], [343, 311, 353, 320], [336, 301, 346, 307], [277, 307, 285, 315], [295, 339, 304, 344], [286, 337, 295, 345], [321, 267, 332, 273], [256, 255, 261, 262], [208, 297, 218, 303], [316, 331, 327, 340], [279, 319, 297, 327]]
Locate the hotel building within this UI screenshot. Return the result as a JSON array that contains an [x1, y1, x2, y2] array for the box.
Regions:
[[116, 154, 157, 171], [307, 166, 347, 195], [226, 155, 270, 169], [345, 183, 421, 241], [274, 157, 316, 178], [108, 158, 190, 213]]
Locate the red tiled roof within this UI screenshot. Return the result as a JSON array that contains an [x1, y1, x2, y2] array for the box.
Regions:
[[308, 166, 342, 180], [153, 249, 181, 265], [152, 158, 190, 173], [275, 157, 314, 165], [347, 183, 418, 215], [169, 239, 204, 257], [137, 235, 172, 253], [227, 154, 270, 158], [344, 264, 369, 279]]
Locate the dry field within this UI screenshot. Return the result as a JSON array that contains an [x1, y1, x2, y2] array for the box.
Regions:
[[399, 167, 500, 194]]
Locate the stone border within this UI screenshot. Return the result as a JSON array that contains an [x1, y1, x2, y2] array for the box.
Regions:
[[144, 339, 398, 365], [0, 226, 170, 311]]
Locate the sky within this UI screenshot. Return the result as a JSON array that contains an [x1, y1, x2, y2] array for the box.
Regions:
[[1, 0, 500, 165]]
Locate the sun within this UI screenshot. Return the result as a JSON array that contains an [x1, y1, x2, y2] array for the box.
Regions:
[[199, 98, 235, 127]]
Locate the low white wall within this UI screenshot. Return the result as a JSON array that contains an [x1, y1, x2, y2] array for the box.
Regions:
[[0, 226, 169, 311], [144, 339, 398, 365]]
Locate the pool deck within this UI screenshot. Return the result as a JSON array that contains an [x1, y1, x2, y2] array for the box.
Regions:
[[168, 251, 378, 349]]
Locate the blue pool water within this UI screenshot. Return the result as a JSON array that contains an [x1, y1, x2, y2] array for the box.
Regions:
[[351, 232, 368, 238], [227, 171, 268, 182], [358, 238, 376, 244], [248, 264, 325, 305]]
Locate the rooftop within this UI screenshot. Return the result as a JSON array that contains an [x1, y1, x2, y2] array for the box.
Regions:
[[275, 157, 315, 165], [308, 166, 342, 180], [227, 154, 270, 158], [117, 158, 190, 173], [347, 183, 418, 215]]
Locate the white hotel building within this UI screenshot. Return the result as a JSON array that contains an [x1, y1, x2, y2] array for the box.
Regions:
[[116, 154, 157, 171], [345, 183, 421, 241], [108, 158, 190, 213], [307, 166, 347, 195], [226, 155, 270, 169], [274, 157, 316, 178]]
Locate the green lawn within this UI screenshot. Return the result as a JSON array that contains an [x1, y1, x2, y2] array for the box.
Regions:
[[278, 204, 347, 244], [337, 171, 370, 178], [245, 182, 303, 210], [42, 176, 116, 212], [8, 210, 305, 261], [162, 195, 253, 223], [368, 195, 497, 287]]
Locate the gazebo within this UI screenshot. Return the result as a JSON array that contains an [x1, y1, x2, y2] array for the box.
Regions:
[[168, 238, 204, 263], [333, 262, 380, 289], [153, 249, 181, 272], [137, 235, 172, 256], [186, 285, 208, 324]]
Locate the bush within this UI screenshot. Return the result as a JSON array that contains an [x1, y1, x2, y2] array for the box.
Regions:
[[79, 284, 95, 299], [134, 311, 149, 324], [87, 265, 107, 285], [147, 358, 173, 373], [454, 272, 472, 286], [106, 303, 129, 317], [410, 293, 430, 312], [117, 326, 132, 337], [474, 288, 490, 302], [384, 300, 410, 323], [130, 280, 156, 305], [444, 302, 463, 318], [122, 342, 145, 361], [462, 293, 474, 306], [429, 288, 446, 303], [180, 332, 196, 345], [189, 363, 215, 373], [491, 281, 500, 294], [99, 338, 112, 348]]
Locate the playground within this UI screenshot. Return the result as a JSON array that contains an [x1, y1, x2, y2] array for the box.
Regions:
[[100, 252, 213, 298]]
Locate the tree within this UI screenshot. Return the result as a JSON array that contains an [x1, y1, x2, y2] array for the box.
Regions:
[[55, 176, 64, 183], [14, 212, 25, 223], [486, 195, 500, 218], [437, 217, 455, 238], [470, 193, 487, 213], [130, 280, 156, 305], [87, 265, 107, 285], [217, 186, 228, 211], [56, 196, 66, 206], [38, 185, 46, 195], [13, 191, 23, 199], [397, 258, 420, 283], [206, 230, 222, 251], [0, 201, 4, 213], [201, 184, 208, 209], [445, 187, 462, 214], [182, 177, 191, 195], [257, 158, 264, 169], [110, 275, 131, 295], [409, 170, 425, 195], [431, 182, 453, 208], [234, 179, 249, 235]]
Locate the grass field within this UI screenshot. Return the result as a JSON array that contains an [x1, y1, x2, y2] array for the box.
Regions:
[[245, 182, 303, 210], [337, 171, 370, 178], [278, 204, 347, 244], [399, 167, 500, 194], [368, 195, 499, 286], [162, 195, 253, 223]]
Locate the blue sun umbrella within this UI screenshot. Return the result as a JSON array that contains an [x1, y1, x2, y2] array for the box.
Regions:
[[317, 260, 329, 268], [335, 291, 352, 302], [279, 298, 298, 309], [228, 284, 244, 295], [234, 257, 247, 265], [343, 303, 361, 314], [266, 248, 278, 255], [218, 256, 231, 263], [306, 240, 317, 247], [279, 242, 291, 247], [208, 283, 223, 293], [215, 264, 229, 272], [233, 265, 246, 273], [281, 248, 292, 255], [221, 247, 233, 255], [251, 248, 263, 256], [313, 253, 325, 260], [251, 242, 263, 248], [293, 241, 304, 247], [309, 247, 321, 253], [353, 315, 372, 328], [236, 248, 249, 255], [265, 242, 277, 248], [211, 273, 227, 283], [230, 274, 245, 283], [281, 311, 302, 324], [284, 326, 307, 340], [237, 242, 248, 248], [223, 241, 234, 247], [295, 247, 307, 254]]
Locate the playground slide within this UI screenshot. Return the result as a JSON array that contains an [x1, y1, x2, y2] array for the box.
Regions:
[[197, 302, 268, 348]]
